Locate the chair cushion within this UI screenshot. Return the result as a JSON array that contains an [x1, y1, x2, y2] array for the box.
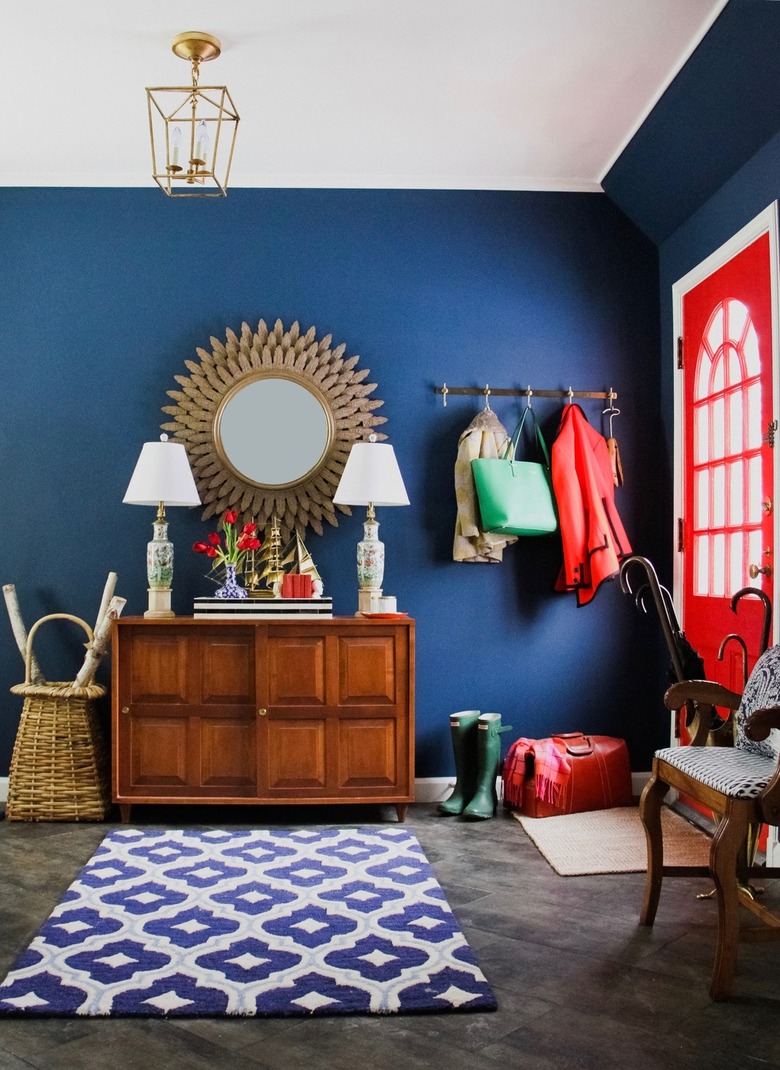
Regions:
[[655, 745, 776, 799], [735, 643, 780, 760]]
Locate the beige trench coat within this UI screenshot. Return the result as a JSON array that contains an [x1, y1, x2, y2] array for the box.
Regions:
[[453, 409, 518, 563]]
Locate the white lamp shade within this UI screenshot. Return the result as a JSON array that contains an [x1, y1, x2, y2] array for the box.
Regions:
[[333, 440, 409, 507], [123, 437, 201, 506]]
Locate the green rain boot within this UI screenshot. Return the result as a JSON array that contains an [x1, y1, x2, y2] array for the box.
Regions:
[[437, 710, 481, 816], [462, 713, 513, 820]]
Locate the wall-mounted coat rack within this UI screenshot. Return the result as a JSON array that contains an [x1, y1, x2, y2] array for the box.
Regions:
[[433, 384, 617, 408]]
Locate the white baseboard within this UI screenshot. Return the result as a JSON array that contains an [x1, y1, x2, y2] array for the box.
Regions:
[[0, 774, 650, 811], [632, 772, 650, 798]]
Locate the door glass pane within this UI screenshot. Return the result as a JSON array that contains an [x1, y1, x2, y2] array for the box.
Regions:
[[711, 397, 725, 458], [712, 465, 725, 527], [695, 469, 709, 528], [748, 456, 762, 524], [695, 534, 709, 596], [712, 354, 724, 393], [728, 461, 743, 525], [695, 405, 709, 464], [744, 323, 760, 374], [696, 351, 711, 398], [712, 533, 726, 596], [729, 300, 749, 346], [729, 531, 743, 596], [706, 304, 724, 353], [728, 389, 743, 453], [747, 383, 762, 448], [727, 346, 741, 387]]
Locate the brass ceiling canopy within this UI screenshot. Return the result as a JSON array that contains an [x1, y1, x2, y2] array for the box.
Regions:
[[146, 31, 239, 197], [171, 31, 222, 64]]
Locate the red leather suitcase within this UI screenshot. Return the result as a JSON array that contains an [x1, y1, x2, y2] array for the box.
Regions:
[[504, 733, 632, 817]]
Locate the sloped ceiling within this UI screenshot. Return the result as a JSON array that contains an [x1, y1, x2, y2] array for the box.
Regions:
[[603, 0, 780, 243], [4, 0, 724, 193]]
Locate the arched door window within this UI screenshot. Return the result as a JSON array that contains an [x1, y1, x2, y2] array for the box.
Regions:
[[693, 298, 762, 598]]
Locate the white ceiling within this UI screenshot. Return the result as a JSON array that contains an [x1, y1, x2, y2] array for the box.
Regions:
[[5, 0, 726, 191]]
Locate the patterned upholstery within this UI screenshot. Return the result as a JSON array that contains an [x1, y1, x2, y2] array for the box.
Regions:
[[656, 643, 780, 799], [734, 643, 780, 759], [654, 745, 775, 799]]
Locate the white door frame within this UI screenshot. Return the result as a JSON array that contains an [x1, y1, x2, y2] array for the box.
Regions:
[[671, 202, 780, 863]]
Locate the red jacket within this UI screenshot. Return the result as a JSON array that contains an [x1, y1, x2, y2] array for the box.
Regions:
[[551, 404, 631, 606]]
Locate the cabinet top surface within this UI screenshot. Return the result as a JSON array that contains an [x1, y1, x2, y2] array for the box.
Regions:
[[115, 615, 414, 627]]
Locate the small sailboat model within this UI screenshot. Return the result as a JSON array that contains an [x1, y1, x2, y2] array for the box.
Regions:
[[279, 532, 322, 583], [245, 518, 323, 598], [245, 517, 285, 598]]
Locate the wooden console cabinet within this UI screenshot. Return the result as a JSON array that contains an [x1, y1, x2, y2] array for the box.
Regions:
[[112, 616, 414, 821]]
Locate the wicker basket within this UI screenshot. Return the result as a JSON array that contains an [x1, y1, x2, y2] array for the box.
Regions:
[[7, 614, 111, 821]]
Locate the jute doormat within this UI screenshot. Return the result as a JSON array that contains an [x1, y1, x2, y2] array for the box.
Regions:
[[513, 805, 711, 876], [0, 826, 496, 1017]]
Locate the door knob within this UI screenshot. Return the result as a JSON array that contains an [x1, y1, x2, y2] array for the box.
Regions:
[[749, 563, 773, 579], [257, 708, 268, 717]]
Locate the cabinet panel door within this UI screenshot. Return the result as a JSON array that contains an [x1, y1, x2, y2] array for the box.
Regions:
[[338, 636, 396, 705], [337, 717, 400, 789], [128, 634, 189, 704], [266, 718, 327, 789], [201, 716, 257, 789], [200, 633, 255, 704], [129, 716, 188, 786], [266, 636, 326, 706]]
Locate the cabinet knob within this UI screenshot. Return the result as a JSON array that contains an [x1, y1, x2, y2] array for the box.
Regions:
[[257, 708, 268, 717], [121, 706, 130, 714]]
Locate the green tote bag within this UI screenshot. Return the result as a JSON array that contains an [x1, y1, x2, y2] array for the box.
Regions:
[[471, 407, 558, 536]]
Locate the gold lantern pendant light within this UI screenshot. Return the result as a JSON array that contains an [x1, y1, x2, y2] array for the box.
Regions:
[[147, 31, 239, 197]]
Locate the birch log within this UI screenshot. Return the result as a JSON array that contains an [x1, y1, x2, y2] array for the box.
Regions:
[[94, 572, 118, 634], [74, 595, 126, 688], [2, 584, 44, 684]]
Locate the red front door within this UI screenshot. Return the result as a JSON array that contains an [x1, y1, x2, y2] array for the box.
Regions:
[[675, 209, 777, 695]]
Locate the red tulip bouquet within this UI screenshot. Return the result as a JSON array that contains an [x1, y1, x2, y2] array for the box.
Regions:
[[193, 510, 261, 591]]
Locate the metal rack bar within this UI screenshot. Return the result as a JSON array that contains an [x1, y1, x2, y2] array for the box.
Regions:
[[434, 384, 617, 408]]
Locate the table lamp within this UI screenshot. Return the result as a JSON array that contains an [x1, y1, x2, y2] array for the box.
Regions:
[[123, 434, 201, 617], [333, 434, 409, 615]]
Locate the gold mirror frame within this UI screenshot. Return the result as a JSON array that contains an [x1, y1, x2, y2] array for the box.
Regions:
[[161, 318, 386, 534], [214, 371, 335, 490]]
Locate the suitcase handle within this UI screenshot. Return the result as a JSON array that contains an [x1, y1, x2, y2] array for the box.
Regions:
[[552, 732, 594, 757]]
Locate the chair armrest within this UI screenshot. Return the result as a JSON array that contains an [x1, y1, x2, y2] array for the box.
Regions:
[[744, 706, 780, 743], [663, 680, 743, 711], [663, 680, 742, 747]]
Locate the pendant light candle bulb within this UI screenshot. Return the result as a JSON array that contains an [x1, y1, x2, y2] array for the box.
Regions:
[[194, 120, 209, 166], [170, 126, 182, 167]]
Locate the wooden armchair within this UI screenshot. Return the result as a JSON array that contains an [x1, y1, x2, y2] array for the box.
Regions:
[[640, 644, 780, 1000]]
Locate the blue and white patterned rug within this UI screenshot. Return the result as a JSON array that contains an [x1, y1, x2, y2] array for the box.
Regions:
[[0, 826, 497, 1017]]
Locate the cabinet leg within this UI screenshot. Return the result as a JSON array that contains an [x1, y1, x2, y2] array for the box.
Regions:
[[395, 804, 408, 823], [119, 804, 132, 824]]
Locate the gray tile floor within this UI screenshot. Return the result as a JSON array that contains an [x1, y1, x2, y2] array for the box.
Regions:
[[1, 803, 780, 1069]]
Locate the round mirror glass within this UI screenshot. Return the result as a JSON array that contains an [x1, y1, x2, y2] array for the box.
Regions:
[[216, 375, 333, 488]]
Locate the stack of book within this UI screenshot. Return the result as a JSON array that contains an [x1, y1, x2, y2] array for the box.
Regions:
[[193, 596, 333, 619]]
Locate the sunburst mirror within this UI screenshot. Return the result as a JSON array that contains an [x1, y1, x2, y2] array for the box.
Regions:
[[161, 319, 385, 534]]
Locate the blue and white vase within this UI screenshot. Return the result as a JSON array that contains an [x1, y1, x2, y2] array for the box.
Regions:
[[214, 562, 248, 599]]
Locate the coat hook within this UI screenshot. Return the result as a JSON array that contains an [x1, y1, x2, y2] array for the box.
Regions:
[[441, 382, 448, 408], [566, 386, 574, 404], [525, 385, 533, 408], [484, 384, 492, 412], [603, 387, 620, 436]]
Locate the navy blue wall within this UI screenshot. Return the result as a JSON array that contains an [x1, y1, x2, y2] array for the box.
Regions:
[[0, 187, 665, 779]]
